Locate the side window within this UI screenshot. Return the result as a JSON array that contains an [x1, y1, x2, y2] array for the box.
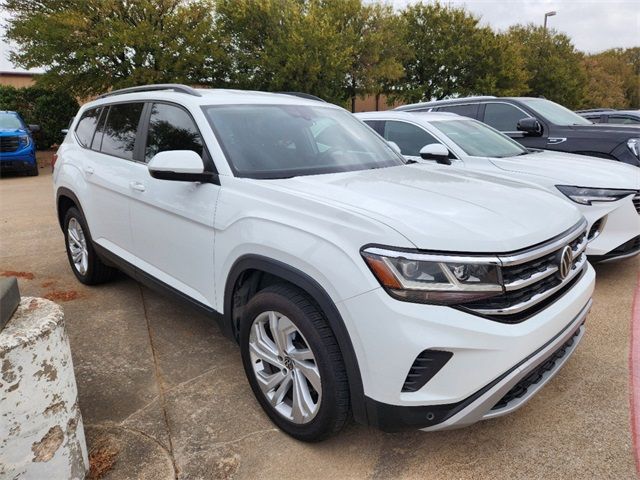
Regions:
[[363, 120, 385, 137], [74, 107, 101, 147], [100, 103, 144, 160], [436, 104, 478, 119], [483, 103, 527, 131], [145, 103, 204, 162], [608, 115, 640, 125], [383, 121, 440, 157], [91, 108, 107, 151]]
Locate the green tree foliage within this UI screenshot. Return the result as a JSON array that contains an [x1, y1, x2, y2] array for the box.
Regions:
[[506, 24, 586, 109], [395, 2, 529, 103], [581, 48, 640, 109], [4, 0, 229, 97], [0, 85, 79, 148]]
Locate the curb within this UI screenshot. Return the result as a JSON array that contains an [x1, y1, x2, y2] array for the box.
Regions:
[[631, 270, 640, 476]]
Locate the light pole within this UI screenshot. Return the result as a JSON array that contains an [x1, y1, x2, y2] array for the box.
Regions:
[[544, 11, 556, 31]]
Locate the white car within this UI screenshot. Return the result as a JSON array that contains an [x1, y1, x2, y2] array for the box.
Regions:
[[54, 85, 594, 441], [357, 111, 640, 262]]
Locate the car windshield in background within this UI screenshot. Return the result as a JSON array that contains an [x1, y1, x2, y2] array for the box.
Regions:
[[431, 119, 528, 158], [519, 98, 592, 126], [203, 104, 405, 178], [0, 113, 24, 130]]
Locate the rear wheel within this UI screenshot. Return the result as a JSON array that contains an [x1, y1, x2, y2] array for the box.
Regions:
[[240, 284, 350, 441], [63, 207, 116, 284]]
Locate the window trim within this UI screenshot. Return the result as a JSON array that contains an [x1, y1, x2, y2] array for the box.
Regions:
[[141, 100, 217, 174]]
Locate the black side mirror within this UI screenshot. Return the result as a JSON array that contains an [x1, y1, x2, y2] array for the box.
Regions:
[[28, 124, 41, 133], [517, 117, 542, 136]]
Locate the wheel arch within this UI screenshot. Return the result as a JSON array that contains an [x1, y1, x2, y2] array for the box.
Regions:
[[224, 254, 368, 425], [56, 187, 85, 230]]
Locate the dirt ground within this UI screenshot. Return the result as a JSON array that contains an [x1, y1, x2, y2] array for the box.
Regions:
[[1, 158, 638, 479]]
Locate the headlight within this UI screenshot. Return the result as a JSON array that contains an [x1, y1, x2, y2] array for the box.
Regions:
[[556, 185, 636, 205], [628, 138, 640, 158], [361, 247, 502, 305], [18, 135, 31, 148]]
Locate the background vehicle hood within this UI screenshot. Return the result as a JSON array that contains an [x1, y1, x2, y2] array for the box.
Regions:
[[270, 165, 583, 253], [553, 123, 640, 141], [490, 151, 640, 189], [0, 128, 26, 135]]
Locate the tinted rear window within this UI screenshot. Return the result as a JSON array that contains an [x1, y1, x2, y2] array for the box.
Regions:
[[100, 103, 144, 160], [75, 108, 101, 147], [436, 104, 478, 118]]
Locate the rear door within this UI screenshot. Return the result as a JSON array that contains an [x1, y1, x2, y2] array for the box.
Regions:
[[127, 102, 220, 307], [80, 102, 145, 260], [434, 103, 479, 119]]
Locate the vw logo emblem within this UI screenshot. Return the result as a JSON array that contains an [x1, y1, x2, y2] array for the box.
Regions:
[[558, 246, 573, 280]]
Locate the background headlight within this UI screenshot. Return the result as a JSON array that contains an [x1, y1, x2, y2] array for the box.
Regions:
[[628, 138, 640, 158], [556, 185, 636, 205], [362, 247, 502, 305]]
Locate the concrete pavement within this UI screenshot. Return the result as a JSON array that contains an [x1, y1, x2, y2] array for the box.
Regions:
[[1, 162, 638, 479]]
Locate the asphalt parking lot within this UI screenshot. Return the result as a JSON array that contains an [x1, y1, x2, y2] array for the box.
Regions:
[[1, 160, 638, 479]]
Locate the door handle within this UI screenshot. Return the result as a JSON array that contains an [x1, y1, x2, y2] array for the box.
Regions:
[[129, 182, 146, 192], [84, 166, 94, 175]]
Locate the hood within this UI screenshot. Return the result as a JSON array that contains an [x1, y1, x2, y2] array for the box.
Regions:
[[0, 128, 26, 135], [490, 150, 640, 190], [269, 165, 583, 253], [556, 123, 640, 141]]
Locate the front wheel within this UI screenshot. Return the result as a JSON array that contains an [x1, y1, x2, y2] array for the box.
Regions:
[[63, 207, 116, 285], [27, 162, 39, 176], [240, 284, 350, 441]]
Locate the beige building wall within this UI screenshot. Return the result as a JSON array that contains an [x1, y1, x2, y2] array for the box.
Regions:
[[0, 72, 37, 88], [353, 94, 404, 112]]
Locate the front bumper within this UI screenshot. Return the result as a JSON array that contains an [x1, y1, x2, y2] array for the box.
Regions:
[[338, 262, 595, 431], [583, 195, 640, 260], [364, 300, 589, 431], [0, 151, 37, 172]]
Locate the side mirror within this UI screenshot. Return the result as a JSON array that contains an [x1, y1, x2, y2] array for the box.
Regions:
[[387, 141, 402, 155], [28, 124, 41, 133], [60, 129, 69, 135], [148, 150, 215, 182], [419, 143, 451, 165], [516, 117, 542, 136]]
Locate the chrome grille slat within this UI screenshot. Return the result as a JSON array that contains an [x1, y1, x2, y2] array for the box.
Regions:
[[464, 221, 589, 320], [472, 255, 587, 315]]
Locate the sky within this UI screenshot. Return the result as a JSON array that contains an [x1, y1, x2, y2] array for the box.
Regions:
[[1, 0, 639, 73]]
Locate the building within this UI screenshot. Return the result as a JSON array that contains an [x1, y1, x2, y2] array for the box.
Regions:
[[0, 71, 38, 88]]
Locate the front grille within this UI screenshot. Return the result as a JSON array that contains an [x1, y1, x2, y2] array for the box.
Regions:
[[633, 193, 640, 214], [491, 324, 582, 410], [0, 136, 20, 153], [462, 222, 588, 323]]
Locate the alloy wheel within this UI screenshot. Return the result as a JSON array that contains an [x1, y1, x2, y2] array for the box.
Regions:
[[67, 217, 89, 275], [248, 310, 322, 424]]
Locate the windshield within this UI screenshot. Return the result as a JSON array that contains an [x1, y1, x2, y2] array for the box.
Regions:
[[519, 98, 592, 126], [0, 112, 24, 130], [203, 104, 405, 178], [431, 119, 528, 158]]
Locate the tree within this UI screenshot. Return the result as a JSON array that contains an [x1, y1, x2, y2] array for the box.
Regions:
[[0, 86, 79, 148], [394, 2, 528, 103], [506, 24, 587, 109], [582, 48, 640, 109], [3, 0, 229, 97]]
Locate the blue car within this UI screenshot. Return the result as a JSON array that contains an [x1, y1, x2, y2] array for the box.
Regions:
[[0, 111, 40, 176]]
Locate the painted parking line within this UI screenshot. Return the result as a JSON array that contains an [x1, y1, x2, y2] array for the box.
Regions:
[[631, 270, 640, 476]]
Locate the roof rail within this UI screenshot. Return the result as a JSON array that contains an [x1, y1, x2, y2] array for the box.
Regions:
[[575, 108, 616, 113], [278, 92, 326, 102], [97, 84, 202, 99]]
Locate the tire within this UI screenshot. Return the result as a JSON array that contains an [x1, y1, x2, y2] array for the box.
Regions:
[[240, 284, 350, 442], [63, 207, 116, 285], [27, 162, 39, 176]]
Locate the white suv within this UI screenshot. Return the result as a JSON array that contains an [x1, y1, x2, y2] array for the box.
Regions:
[[54, 85, 595, 441]]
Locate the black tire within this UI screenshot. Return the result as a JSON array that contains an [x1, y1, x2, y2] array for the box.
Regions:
[[240, 284, 350, 442], [63, 206, 116, 285], [27, 162, 39, 176]]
